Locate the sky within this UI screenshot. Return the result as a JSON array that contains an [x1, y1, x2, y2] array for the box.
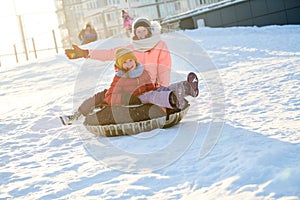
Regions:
[[0, 0, 59, 55]]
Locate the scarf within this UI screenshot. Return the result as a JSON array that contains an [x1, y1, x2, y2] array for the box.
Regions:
[[131, 34, 161, 52], [116, 62, 144, 78]]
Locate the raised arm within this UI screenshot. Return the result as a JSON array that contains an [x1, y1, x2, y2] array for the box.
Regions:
[[65, 44, 132, 61]]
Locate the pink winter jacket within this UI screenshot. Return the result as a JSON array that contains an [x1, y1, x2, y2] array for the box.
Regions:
[[123, 13, 133, 30], [89, 40, 171, 87]]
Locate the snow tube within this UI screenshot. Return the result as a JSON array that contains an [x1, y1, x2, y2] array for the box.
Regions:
[[83, 103, 190, 137]]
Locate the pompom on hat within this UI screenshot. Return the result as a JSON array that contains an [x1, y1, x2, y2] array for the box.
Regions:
[[115, 48, 137, 69]]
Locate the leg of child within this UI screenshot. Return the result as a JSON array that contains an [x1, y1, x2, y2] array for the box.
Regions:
[[139, 90, 174, 109]]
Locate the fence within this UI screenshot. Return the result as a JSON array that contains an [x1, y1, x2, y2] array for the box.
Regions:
[[0, 29, 62, 67]]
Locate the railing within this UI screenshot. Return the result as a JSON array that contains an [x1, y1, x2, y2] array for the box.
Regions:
[[0, 29, 63, 67]]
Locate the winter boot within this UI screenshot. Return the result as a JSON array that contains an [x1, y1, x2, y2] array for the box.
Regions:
[[60, 111, 82, 125], [172, 83, 186, 109], [169, 92, 177, 109], [186, 72, 199, 97]]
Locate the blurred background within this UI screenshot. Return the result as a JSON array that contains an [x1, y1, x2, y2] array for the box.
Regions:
[[0, 0, 222, 67], [1, 0, 299, 67]]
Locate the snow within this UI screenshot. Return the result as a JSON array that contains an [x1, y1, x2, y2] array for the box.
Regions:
[[1, 25, 300, 199]]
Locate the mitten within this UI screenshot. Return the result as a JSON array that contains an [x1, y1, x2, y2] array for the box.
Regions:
[[65, 44, 89, 59], [121, 93, 142, 105]]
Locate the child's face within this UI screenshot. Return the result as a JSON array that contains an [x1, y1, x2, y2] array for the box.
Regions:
[[122, 59, 136, 71]]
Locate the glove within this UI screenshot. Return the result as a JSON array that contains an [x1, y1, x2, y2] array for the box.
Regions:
[[156, 86, 170, 92], [121, 93, 142, 105], [65, 44, 89, 59]]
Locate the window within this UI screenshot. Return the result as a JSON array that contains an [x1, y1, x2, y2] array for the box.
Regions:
[[174, 2, 181, 11], [106, 13, 111, 22]]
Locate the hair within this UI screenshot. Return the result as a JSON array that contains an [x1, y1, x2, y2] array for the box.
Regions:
[[132, 17, 153, 39], [133, 17, 151, 31], [86, 23, 91, 28]]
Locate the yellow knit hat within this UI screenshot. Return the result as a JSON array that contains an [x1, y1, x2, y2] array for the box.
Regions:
[[115, 48, 137, 69]]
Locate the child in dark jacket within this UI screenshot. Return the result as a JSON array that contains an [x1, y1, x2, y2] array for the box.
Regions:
[[78, 23, 97, 45]]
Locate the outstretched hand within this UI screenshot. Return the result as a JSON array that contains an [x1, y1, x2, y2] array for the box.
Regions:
[[65, 44, 89, 59]]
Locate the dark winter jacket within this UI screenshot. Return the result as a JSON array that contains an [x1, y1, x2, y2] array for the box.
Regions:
[[78, 28, 97, 45]]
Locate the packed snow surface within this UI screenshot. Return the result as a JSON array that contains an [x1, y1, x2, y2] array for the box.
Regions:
[[1, 25, 300, 199]]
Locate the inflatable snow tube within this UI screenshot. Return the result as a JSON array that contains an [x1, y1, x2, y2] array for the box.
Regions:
[[83, 103, 190, 137]]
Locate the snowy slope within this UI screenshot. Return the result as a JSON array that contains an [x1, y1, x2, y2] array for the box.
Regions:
[[1, 25, 300, 199]]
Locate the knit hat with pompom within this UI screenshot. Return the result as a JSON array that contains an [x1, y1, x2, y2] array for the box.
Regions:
[[115, 48, 137, 69]]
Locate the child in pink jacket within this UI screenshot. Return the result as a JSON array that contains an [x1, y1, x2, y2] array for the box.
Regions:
[[65, 17, 172, 117], [122, 9, 133, 36], [66, 17, 171, 87]]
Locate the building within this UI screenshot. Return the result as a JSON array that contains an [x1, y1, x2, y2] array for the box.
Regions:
[[161, 0, 300, 30], [54, 0, 223, 48]]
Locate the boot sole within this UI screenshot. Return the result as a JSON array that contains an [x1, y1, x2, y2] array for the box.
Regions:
[[187, 72, 199, 97]]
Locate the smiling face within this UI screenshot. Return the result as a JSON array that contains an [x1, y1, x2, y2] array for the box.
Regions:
[[135, 26, 151, 40], [122, 59, 137, 71], [115, 48, 137, 71]]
